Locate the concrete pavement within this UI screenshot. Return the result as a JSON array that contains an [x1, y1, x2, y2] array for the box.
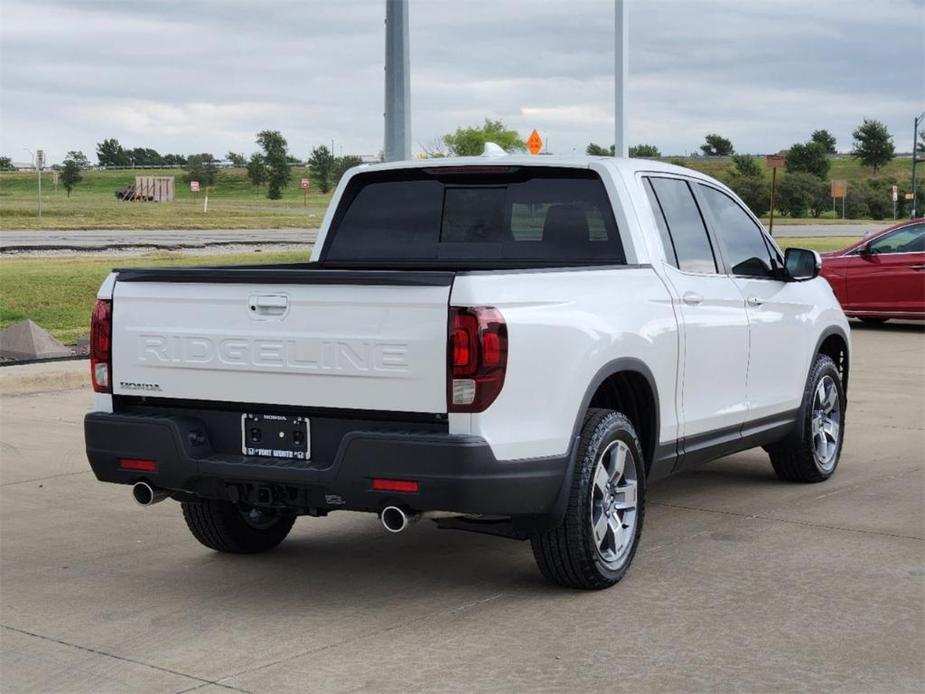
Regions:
[[0, 323, 922, 692]]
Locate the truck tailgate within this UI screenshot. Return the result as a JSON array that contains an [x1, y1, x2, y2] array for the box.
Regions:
[[110, 269, 453, 413]]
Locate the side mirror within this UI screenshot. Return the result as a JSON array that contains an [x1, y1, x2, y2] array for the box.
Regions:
[[858, 242, 872, 256], [784, 247, 821, 282]]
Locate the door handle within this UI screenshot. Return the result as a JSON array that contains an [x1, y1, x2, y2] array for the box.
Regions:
[[682, 291, 703, 306], [910, 264, 925, 271], [248, 294, 289, 317], [746, 296, 764, 306]]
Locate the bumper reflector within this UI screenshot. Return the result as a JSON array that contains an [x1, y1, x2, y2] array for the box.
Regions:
[[371, 478, 420, 493], [118, 458, 158, 472]]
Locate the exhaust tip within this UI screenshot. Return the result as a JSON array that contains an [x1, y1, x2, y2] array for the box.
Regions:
[[132, 481, 165, 506], [381, 505, 411, 533]]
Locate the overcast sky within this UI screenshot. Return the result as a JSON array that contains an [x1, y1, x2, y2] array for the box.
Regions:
[[1, 0, 923, 164]]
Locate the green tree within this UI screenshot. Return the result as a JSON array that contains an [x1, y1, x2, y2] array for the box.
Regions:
[[308, 145, 335, 193], [785, 141, 830, 179], [811, 129, 837, 154], [64, 150, 89, 169], [245, 153, 267, 192], [629, 144, 661, 158], [256, 130, 291, 199], [851, 119, 894, 173], [332, 155, 363, 187], [60, 154, 83, 197], [730, 154, 762, 178], [184, 153, 217, 187], [726, 175, 770, 217], [443, 119, 525, 156], [586, 143, 614, 156], [129, 147, 162, 166], [225, 151, 246, 168], [700, 133, 734, 156], [917, 128, 925, 155], [777, 172, 829, 217], [0, 156, 14, 171], [162, 153, 187, 167], [96, 138, 128, 167]]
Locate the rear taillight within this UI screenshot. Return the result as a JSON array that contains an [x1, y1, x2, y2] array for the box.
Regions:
[[448, 306, 507, 413], [90, 299, 112, 393]]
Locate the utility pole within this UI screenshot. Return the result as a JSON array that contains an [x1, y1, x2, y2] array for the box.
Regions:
[[384, 0, 411, 162], [614, 0, 628, 157], [913, 110, 924, 219]]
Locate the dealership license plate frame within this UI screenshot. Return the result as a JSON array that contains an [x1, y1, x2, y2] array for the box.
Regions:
[[241, 413, 310, 461]]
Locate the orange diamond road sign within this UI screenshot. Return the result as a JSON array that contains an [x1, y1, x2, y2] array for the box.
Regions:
[[527, 129, 543, 155]]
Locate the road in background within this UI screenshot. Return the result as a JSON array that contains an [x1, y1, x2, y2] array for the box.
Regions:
[[1, 323, 922, 692], [0, 229, 317, 252], [0, 223, 887, 253]]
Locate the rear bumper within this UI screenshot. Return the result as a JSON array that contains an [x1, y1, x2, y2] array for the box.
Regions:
[[84, 411, 567, 516]]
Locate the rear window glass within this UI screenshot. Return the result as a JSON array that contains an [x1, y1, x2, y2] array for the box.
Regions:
[[323, 167, 624, 267]]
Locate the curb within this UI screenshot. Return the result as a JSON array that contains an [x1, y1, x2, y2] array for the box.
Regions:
[[0, 359, 90, 395]]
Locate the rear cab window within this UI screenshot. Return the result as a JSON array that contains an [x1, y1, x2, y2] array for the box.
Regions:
[[645, 177, 718, 274], [322, 167, 625, 268]]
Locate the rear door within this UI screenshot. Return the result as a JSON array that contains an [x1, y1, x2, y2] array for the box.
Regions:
[[111, 272, 452, 413], [644, 176, 749, 442], [846, 223, 925, 315], [695, 183, 812, 420]]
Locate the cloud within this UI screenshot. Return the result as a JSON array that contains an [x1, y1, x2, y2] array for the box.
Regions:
[[1, 0, 922, 164]]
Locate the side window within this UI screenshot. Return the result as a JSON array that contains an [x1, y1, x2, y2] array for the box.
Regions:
[[698, 184, 776, 278], [649, 178, 717, 274], [868, 224, 925, 254], [643, 178, 678, 267]]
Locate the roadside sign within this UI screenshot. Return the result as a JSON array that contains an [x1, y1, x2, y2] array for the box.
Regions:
[[905, 192, 915, 200], [831, 180, 847, 198], [190, 181, 200, 193], [765, 153, 785, 169], [892, 185, 898, 202], [301, 178, 310, 190], [527, 129, 543, 155]]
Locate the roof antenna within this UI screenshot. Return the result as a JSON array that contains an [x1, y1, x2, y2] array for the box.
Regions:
[[481, 142, 506, 158]]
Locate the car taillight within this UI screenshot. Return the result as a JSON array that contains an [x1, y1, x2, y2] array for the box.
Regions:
[[90, 299, 112, 393], [448, 306, 507, 413]]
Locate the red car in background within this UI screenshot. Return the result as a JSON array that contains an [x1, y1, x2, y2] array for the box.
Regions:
[[819, 219, 925, 322]]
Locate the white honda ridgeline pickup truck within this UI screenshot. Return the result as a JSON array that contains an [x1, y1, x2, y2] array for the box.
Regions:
[[85, 155, 850, 589]]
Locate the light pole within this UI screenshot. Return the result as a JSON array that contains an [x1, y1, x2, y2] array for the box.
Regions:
[[614, 0, 628, 157], [384, 0, 411, 162], [912, 110, 924, 219], [23, 147, 41, 217]]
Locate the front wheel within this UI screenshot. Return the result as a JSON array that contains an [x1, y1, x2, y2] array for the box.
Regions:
[[531, 409, 646, 590], [181, 499, 295, 553], [767, 354, 846, 483]]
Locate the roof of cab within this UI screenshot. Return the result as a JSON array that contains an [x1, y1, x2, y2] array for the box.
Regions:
[[349, 154, 714, 182]]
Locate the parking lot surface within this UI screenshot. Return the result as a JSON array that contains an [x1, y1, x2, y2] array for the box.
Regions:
[[1, 323, 923, 693]]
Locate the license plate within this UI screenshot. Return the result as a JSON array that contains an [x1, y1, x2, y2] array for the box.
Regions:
[[241, 413, 310, 460]]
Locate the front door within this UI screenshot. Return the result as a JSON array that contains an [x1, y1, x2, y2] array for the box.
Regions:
[[847, 223, 925, 316], [643, 177, 749, 441]]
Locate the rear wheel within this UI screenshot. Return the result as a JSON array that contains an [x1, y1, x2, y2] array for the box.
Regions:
[[767, 354, 845, 483], [181, 499, 295, 553], [531, 409, 645, 590]]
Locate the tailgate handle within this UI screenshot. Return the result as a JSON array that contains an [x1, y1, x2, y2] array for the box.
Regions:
[[249, 294, 289, 317]]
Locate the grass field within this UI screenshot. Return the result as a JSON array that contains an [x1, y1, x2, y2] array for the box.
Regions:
[[0, 235, 851, 345], [0, 167, 332, 230], [1, 156, 916, 231]]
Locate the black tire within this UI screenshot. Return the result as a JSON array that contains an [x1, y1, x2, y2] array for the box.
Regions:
[[181, 499, 295, 554], [531, 409, 646, 590], [767, 354, 846, 483]]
